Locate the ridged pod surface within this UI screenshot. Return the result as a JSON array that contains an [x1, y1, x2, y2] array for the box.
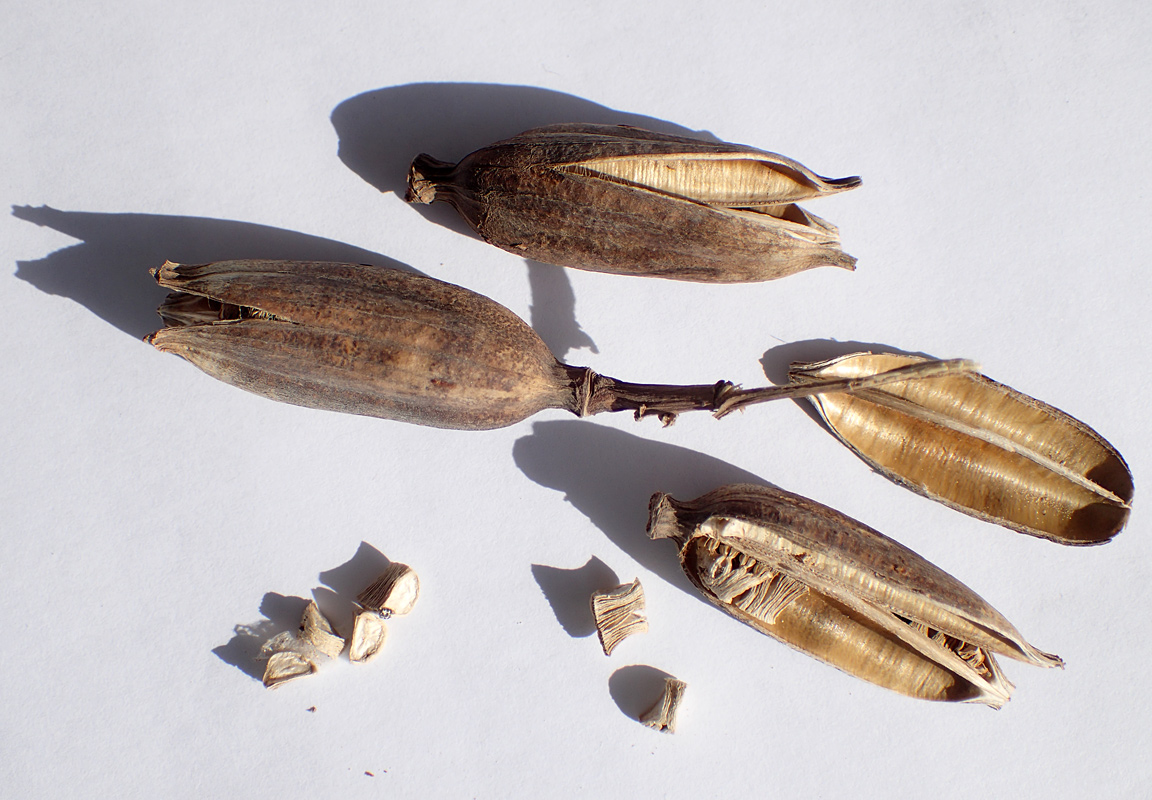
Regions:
[[648, 484, 1063, 706], [148, 260, 573, 430], [406, 123, 860, 283]]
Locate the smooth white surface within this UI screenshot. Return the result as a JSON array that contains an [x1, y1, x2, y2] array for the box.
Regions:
[[2, 2, 1149, 797]]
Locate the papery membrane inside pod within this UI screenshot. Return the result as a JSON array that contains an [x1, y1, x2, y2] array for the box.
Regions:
[[789, 353, 1132, 544]]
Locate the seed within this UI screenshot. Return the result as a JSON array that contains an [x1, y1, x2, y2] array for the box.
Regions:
[[258, 601, 345, 687], [357, 563, 420, 618], [348, 612, 388, 664], [590, 579, 648, 656], [789, 353, 1133, 544], [262, 651, 315, 688], [648, 484, 1062, 706], [148, 260, 967, 429], [640, 677, 687, 733], [405, 123, 860, 283]]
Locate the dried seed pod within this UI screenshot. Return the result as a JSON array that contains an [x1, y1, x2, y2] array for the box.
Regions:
[[349, 612, 388, 663], [406, 123, 860, 283], [789, 353, 1133, 545], [640, 677, 687, 734], [262, 651, 316, 688], [591, 579, 648, 656], [648, 484, 1062, 707], [357, 562, 420, 618], [148, 260, 968, 429]]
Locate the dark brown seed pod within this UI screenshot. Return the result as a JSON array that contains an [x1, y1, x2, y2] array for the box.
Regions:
[[405, 124, 861, 283], [147, 260, 961, 430], [789, 353, 1133, 545], [648, 484, 1063, 707]]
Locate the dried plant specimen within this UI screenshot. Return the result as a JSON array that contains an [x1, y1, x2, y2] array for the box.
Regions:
[[348, 611, 388, 664], [406, 124, 860, 283], [148, 260, 968, 429], [640, 677, 687, 734], [790, 353, 1133, 545], [648, 484, 1063, 707], [357, 563, 420, 617], [591, 579, 648, 655]]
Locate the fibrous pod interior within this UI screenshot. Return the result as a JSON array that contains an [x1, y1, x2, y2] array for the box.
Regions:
[[789, 352, 1133, 544], [648, 484, 1062, 707]]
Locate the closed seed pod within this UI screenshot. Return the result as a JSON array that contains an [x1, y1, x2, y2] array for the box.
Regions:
[[647, 484, 1062, 707], [406, 124, 860, 283], [148, 260, 572, 430], [148, 261, 964, 430], [789, 353, 1133, 545]]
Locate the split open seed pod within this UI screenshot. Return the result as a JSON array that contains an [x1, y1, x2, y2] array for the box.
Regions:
[[406, 123, 860, 283], [648, 484, 1062, 707], [789, 353, 1133, 545]]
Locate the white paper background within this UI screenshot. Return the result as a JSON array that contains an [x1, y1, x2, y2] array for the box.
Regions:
[[2, 2, 1149, 797]]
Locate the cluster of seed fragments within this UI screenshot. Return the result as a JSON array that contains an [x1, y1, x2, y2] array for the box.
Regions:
[[589, 578, 685, 733], [150, 124, 1133, 709], [259, 562, 419, 688]]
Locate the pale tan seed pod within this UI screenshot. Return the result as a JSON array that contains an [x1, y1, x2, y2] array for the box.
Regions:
[[789, 353, 1133, 545], [590, 579, 648, 656], [648, 484, 1062, 707], [148, 261, 966, 429], [357, 563, 420, 618], [406, 123, 860, 283], [640, 677, 687, 734]]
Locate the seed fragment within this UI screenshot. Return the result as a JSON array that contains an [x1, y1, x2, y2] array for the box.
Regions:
[[591, 579, 648, 656], [348, 612, 389, 663], [789, 352, 1133, 544], [648, 484, 1062, 706], [301, 600, 346, 659], [262, 651, 316, 689], [258, 601, 345, 687], [357, 562, 420, 618], [640, 677, 687, 734], [406, 123, 860, 283]]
